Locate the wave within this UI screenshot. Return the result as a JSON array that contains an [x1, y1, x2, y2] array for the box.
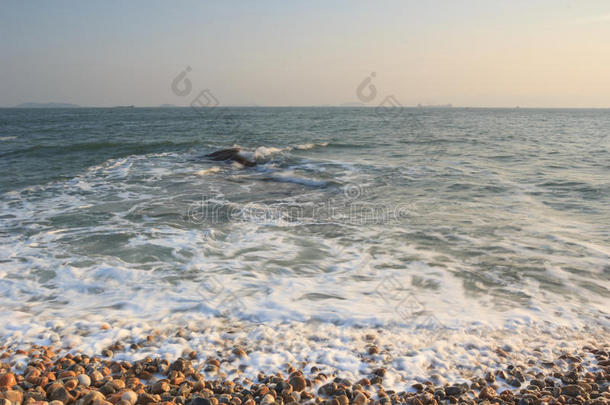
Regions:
[[231, 142, 330, 163], [0, 136, 17, 141]]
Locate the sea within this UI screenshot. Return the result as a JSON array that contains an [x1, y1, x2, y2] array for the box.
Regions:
[[0, 107, 608, 386]]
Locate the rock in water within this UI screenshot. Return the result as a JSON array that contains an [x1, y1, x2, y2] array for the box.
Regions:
[[205, 148, 256, 167]]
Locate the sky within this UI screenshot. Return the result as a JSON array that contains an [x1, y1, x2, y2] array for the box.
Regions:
[[1, 0, 610, 108]]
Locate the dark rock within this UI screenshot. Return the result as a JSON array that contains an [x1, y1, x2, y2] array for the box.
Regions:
[[445, 385, 465, 397], [49, 386, 72, 403], [479, 387, 497, 400], [188, 397, 213, 405], [318, 382, 337, 396], [372, 368, 386, 377], [412, 383, 424, 392], [82, 390, 105, 405], [562, 385, 585, 397], [288, 375, 306, 392], [151, 380, 170, 394], [370, 376, 383, 385], [170, 358, 192, 373], [433, 389, 445, 399]]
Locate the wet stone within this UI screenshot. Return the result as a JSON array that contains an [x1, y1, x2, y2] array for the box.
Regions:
[[288, 376, 306, 392], [188, 397, 212, 405]]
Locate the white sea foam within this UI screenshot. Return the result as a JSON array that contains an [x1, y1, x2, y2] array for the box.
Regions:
[[233, 142, 330, 163], [294, 142, 329, 150], [0, 311, 605, 391], [1, 132, 608, 386], [0, 136, 17, 141]]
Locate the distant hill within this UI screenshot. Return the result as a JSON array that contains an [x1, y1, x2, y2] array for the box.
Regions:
[[15, 102, 81, 108]]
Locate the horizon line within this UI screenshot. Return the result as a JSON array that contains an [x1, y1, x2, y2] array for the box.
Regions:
[[3, 105, 610, 110]]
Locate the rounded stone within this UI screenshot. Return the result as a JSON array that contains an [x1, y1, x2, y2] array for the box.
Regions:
[[261, 394, 275, 405], [353, 393, 368, 405], [0, 373, 16, 389], [78, 374, 91, 387], [49, 387, 72, 403], [121, 390, 137, 405], [0, 390, 23, 404], [151, 381, 170, 394], [289, 375, 306, 392], [82, 390, 106, 405], [335, 395, 348, 405]]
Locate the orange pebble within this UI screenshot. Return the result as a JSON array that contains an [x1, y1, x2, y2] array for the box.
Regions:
[[65, 378, 78, 390], [0, 372, 17, 389], [59, 371, 76, 378]]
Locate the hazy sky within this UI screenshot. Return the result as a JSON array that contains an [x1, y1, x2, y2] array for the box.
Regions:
[[1, 0, 610, 107]]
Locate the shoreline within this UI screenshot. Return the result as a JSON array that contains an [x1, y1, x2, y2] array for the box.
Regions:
[[1, 317, 608, 389], [1, 320, 608, 405], [0, 341, 608, 405]]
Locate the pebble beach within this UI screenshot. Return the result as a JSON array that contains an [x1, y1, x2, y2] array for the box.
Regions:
[[0, 330, 608, 405], [1, 315, 609, 405]]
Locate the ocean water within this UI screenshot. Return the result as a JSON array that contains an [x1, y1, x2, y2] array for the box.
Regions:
[[0, 107, 608, 384]]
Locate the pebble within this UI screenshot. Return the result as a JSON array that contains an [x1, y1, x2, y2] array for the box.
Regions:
[[371, 368, 386, 377], [353, 392, 368, 405], [78, 373, 91, 387], [478, 386, 496, 400], [0, 389, 22, 404], [318, 382, 337, 396], [82, 391, 105, 405], [335, 394, 348, 405], [260, 394, 275, 405], [0, 373, 16, 389], [188, 398, 212, 405], [561, 384, 585, 397], [48, 387, 71, 403], [288, 375, 306, 392], [152, 381, 171, 394], [121, 390, 138, 405]]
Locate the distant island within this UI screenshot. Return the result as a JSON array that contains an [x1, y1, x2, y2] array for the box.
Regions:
[[15, 102, 81, 108]]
